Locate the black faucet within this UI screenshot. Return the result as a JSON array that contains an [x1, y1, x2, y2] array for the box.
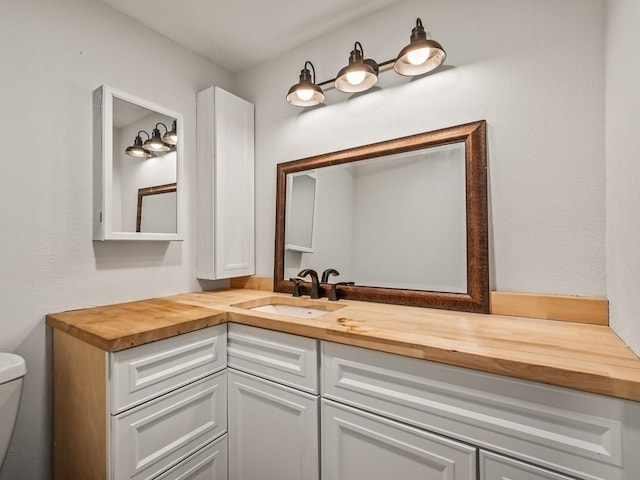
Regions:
[[297, 269, 321, 298], [329, 281, 355, 301], [321, 268, 340, 284]]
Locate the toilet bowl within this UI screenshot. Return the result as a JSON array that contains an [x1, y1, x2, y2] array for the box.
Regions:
[[0, 353, 26, 470]]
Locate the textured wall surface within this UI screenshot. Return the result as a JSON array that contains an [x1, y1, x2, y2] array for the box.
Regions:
[[606, 0, 640, 356], [0, 0, 231, 477], [235, 0, 606, 298]]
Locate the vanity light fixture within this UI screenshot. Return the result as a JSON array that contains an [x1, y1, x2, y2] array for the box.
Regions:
[[394, 18, 446, 76], [286, 61, 325, 107], [162, 119, 178, 146], [143, 123, 171, 152], [286, 17, 446, 106], [334, 41, 379, 93], [125, 131, 153, 158]]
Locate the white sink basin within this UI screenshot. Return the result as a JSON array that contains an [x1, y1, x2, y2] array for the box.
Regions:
[[249, 304, 330, 319]]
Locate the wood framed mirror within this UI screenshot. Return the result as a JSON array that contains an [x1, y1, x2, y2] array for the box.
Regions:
[[274, 120, 489, 313]]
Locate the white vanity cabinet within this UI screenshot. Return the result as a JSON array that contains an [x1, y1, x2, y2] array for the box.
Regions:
[[227, 324, 320, 480], [196, 86, 255, 280], [52, 324, 228, 480], [322, 341, 640, 480]]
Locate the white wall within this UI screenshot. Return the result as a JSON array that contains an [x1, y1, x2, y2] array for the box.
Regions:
[[0, 0, 231, 478], [606, 0, 640, 355], [235, 0, 607, 299]]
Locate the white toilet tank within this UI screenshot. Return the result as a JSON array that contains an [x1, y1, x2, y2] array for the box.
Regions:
[[0, 353, 26, 470]]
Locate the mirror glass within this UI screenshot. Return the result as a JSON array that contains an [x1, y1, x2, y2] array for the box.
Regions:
[[274, 121, 489, 313], [93, 85, 183, 241]]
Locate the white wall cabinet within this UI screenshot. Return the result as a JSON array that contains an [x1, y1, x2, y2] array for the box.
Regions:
[[196, 86, 255, 280], [227, 324, 320, 480], [52, 324, 228, 480]]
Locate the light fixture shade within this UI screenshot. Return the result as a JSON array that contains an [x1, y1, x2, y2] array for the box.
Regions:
[[143, 125, 171, 152], [125, 131, 152, 158], [394, 18, 446, 76], [287, 61, 325, 107], [335, 42, 378, 93], [162, 119, 178, 146]]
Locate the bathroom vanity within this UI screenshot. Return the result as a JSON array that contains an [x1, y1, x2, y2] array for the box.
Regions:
[[47, 289, 640, 480]]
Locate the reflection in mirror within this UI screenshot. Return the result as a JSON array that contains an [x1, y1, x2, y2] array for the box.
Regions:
[[285, 173, 317, 252], [275, 121, 488, 313], [136, 183, 177, 233], [112, 98, 177, 233], [93, 85, 183, 241], [284, 143, 467, 293]]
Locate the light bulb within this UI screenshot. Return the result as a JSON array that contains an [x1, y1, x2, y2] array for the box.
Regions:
[[346, 70, 366, 85], [407, 47, 431, 66], [296, 88, 314, 101]]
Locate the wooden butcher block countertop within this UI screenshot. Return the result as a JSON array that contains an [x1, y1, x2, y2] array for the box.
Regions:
[[47, 288, 640, 402]]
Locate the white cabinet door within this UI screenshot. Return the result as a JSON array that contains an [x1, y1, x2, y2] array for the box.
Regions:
[[196, 86, 255, 280], [322, 399, 476, 480], [111, 371, 227, 480], [228, 369, 319, 480], [155, 435, 228, 480], [480, 451, 578, 480]]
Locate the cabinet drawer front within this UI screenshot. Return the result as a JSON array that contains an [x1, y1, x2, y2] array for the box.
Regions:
[[111, 371, 227, 480], [323, 399, 476, 480], [155, 435, 228, 480], [228, 323, 318, 393], [322, 342, 626, 480], [228, 369, 319, 480], [111, 324, 226, 413], [480, 451, 575, 480]]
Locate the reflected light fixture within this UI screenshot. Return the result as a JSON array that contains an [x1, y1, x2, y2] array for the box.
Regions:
[[335, 41, 378, 93], [286, 61, 325, 107], [125, 131, 152, 158], [143, 123, 171, 152], [394, 18, 446, 76], [162, 119, 178, 146]]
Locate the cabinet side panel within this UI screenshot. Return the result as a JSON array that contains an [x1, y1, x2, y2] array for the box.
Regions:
[[196, 86, 216, 279], [53, 330, 107, 480], [93, 86, 105, 240]]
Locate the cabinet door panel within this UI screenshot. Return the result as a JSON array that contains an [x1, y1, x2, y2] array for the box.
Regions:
[[228, 369, 319, 480], [228, 323, 319, 394], [112, 371, 227, 480], [480, 451, 577, 480], [155, 435, 228, 480], [322, 399, 476, 480], [111, 324, 226, 414]]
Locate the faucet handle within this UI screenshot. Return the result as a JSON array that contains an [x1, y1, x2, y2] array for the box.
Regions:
[[289, 278, 303, 297], [329, 281, 354, 301], [321, 268, 340, 284]]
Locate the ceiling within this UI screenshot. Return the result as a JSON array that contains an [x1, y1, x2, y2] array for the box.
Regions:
[[100, 0, 401, 74]]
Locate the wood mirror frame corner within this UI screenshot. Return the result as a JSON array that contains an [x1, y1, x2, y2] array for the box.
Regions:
[[274, 120, 489, 313]]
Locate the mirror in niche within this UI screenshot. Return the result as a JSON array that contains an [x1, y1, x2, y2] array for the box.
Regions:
[[93, 85, 183, 241], [274, 121, 489, 313]]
